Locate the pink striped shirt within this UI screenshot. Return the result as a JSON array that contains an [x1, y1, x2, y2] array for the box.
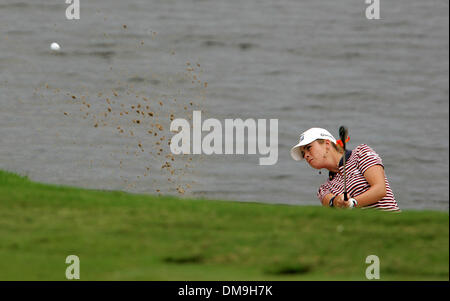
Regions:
[[317, 144, 400, 211]]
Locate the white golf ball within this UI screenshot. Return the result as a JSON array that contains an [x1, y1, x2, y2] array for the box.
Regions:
[[50, 42, 61, 51]]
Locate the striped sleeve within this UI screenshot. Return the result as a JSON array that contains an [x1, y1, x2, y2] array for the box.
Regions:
[[317, 181, 331, 202], [357, 144, 384, 175]]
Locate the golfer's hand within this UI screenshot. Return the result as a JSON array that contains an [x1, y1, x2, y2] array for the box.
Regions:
[[333, 194, 351, 208]]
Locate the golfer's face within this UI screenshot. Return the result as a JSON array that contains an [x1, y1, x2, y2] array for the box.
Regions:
[[301, 141, 325, 169]]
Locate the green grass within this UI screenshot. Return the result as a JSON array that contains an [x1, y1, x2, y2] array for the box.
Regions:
[[0, 169, 448, 280]]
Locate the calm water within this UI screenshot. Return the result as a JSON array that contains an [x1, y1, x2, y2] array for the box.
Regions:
[[0, 0, 448, 210]]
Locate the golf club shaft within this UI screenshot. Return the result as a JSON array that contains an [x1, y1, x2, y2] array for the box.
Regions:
[[339, 126, 349, 201]]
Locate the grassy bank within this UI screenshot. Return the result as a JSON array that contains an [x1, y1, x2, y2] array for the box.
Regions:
[[0, 169, 448, 280]]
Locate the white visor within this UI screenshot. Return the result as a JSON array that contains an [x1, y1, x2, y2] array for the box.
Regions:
[[290, 128, 337, 161]]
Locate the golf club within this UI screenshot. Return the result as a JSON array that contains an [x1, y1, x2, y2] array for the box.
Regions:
[[339, 126, 349, 201]]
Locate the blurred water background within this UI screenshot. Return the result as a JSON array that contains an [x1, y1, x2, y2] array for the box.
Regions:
[[0, 0, 448, 210]]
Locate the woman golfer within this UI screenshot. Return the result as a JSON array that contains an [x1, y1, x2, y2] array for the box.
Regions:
[[290, 128, 400, 211]]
